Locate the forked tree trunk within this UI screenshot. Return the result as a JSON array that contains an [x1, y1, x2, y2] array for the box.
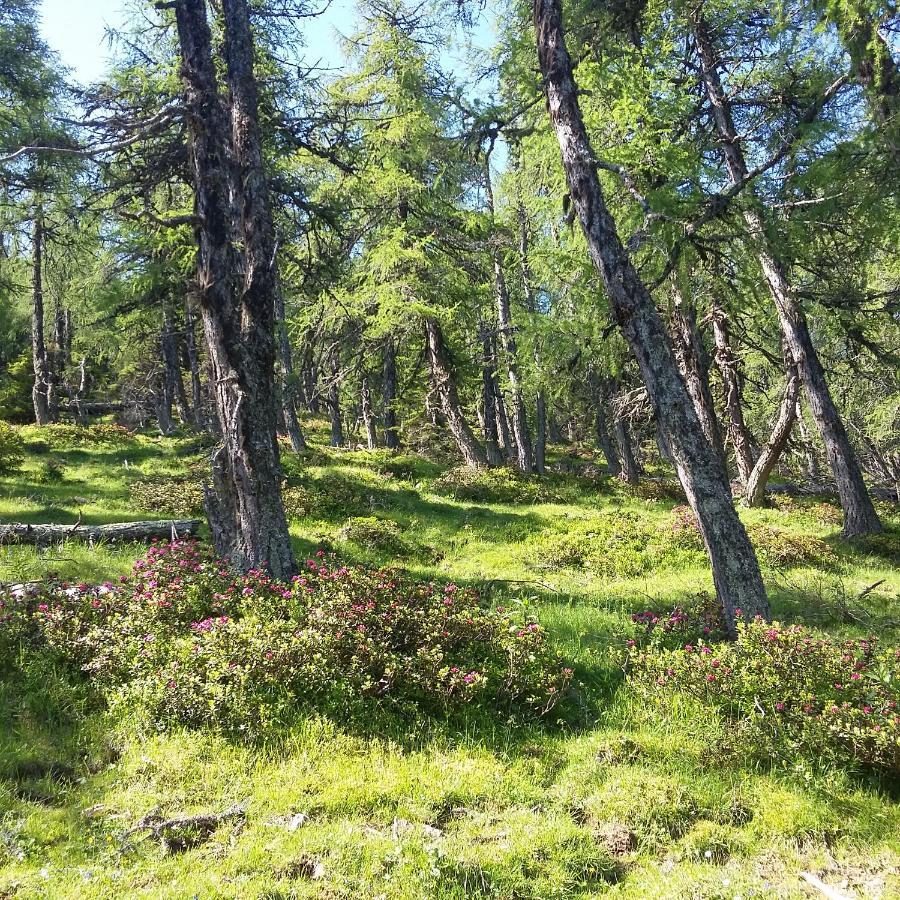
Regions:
[[31, 208, 53, 426], [382, 336, 401, 450], [692, 8, 881, 538], [534, 0, 768, 628], [479, 321, 504, 466], [360, 376, 377, 450], [484, 152, 533, 473], [425, 317, 487, 467], [745, 367, 800, 507], [670, 283, 725, 463], [174, 0, 296, 578], [710, 297, 755, 486]]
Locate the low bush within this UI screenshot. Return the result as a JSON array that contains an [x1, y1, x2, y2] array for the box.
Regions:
[[432, 465, 562, 505], [34, 457, 66, 483], [338, 515, 412, 557], [19, 423, 137, 449], [0, 421, 24, 476], [746, 523, 837, 567], [626, 612, 900, 777], [1, 542, 573, 734], [129, 477, 204, 517]]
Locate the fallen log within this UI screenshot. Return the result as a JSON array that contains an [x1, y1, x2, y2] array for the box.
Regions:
[[0, 520, 201, 546]]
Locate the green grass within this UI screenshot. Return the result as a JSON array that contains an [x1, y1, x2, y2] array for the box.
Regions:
[[1, 419, 899, 898]]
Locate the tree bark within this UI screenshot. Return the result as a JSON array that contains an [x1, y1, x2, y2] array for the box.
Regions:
[[184, 296, 205, 428], [692, 8, 882, 538], [382, 335, 401, 450], [615, 417, 640, 485], [425, 317, 486, 467], [534, 391, 547, 475], [745, 368, 800, 507], [710, 296, 755, 487], [327, 345, 343, 447], [670, 282, 725, 463], [795, 400, 821, 480], [174, 0, 296, 578], [0, 519, 201, 546], [590, 373, 622, 476], [534, 0, 769, 628], [360, 375, 377, 450], [479, 321, 504, 466], [31, 207, 53, 426], [274, 280, 306, 452], [484, 152, 533, 473]]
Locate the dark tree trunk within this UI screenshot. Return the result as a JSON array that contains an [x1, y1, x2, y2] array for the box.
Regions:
[[615, 417, 640, 485], [275, 282, 306, 453], [360, 376, 377, 450], [534, 0, 769, 629], [484, 152, 533, 473], [745, 368, 800, 507], [161, 303, 192, 429], [174, 0, 296, 578], [590, 375, 622, 476], [53, 304, 71, 372], [382, 335, 401, 450], [184, 296, 205, 428], [492, 353, 515, 461], [327, 346, 343, 447], [710, 297, 755, 487], [425, 318, 486, 467], [693, 9, 882, 538], [534, 391, 547, 475], [31, 208, 53, 426], [479, 321, 503, 466], [670, 283, 725, 463]]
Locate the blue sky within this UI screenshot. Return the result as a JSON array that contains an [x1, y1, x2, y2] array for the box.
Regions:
[[37, 0, 499, 86]]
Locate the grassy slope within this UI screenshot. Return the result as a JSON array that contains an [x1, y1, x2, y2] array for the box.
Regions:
[[1, 421, 899, 899]]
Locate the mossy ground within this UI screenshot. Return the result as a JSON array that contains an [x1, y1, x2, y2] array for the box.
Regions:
[[1, 419, 898, 898]]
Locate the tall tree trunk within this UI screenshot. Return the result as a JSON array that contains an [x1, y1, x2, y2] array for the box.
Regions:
[[484, 151, 533, 473], [594, 396, 621, 477], [174, 0, 296, 578], [710, 296, 755, 487], [534, 0, 768, 628], [53, 303, 71, 371], [692, 8, 881, 538], [534, 391, 547, 475], [31, 207, 53, 426], [275, 281, 306, 452], [615, 417, 640, 485], [382, 335, 401, 450], [425, 318, 486, 467], [360, 376, 377, 450], [745, 367, 800, 507], [327, 346, 343, 447], [670, 283, 725, 463], [479, 321, 504, 466], [184, 296, 205, 428], [796, 400, 821, 480]]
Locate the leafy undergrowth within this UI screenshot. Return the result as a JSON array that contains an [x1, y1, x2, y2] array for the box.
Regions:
[[1, 420, 899, 898]]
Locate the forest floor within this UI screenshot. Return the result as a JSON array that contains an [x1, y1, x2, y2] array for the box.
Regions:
[[1, 421, 899, 899]]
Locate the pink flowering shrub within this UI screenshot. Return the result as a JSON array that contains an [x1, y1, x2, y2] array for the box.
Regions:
[[1, 542, 572, 734], [626, 612, 900, 777]]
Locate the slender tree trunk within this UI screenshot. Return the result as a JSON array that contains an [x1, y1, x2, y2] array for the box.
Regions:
[[360, 376, 377, 450], [31, 208, 53, 426], [615, 417, 640, 485], [670, 282, 725, 463], [425, 318, 486, 467], [184, 296, 205, 427], [382, 335, 401, 450], [745, 367, 800, 507], [485, 152, 533, 473], [479, 321, 503, 466], [710, 297, 755, 487], [795, 400, 821, 480], [174, 0, 296, 578], [534, 0, 768, 628], [534, 392, 547, 475], [693, 8, 881, 538], [75, 356, 89, 426], [594, 398, 621, 477], [275, 281, 306, 452], [327, 346, 343, 447]]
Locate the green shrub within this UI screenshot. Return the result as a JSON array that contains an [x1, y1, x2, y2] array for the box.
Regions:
[[627, 616, 900, 777], [746, 523, 837, 567], [432, 465, 562, 504], [338, 515, 411, 557], [129, 477, 204, 517], [34, 457, 66, 483], [0, 421, 24, 476], [4, 542, 573, 734]]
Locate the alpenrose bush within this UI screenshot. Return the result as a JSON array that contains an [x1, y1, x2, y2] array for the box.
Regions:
[[625, 610, 900, 777], [1, 542, 573, 733]]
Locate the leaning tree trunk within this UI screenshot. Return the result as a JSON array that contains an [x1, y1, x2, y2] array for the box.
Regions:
[[745, 366, 800, 507], [710, 296, 756, 487], [174, 0, 296, 578], [692, 8, 881, 538], [534, 0, 768, 629], [670, 283, 725, 464], [484, 151, 533, 473], [425, 318, 487, 467], [382, 335, 401, 450], [478, 321, 504, 466], [31, 208, 53, 426]]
